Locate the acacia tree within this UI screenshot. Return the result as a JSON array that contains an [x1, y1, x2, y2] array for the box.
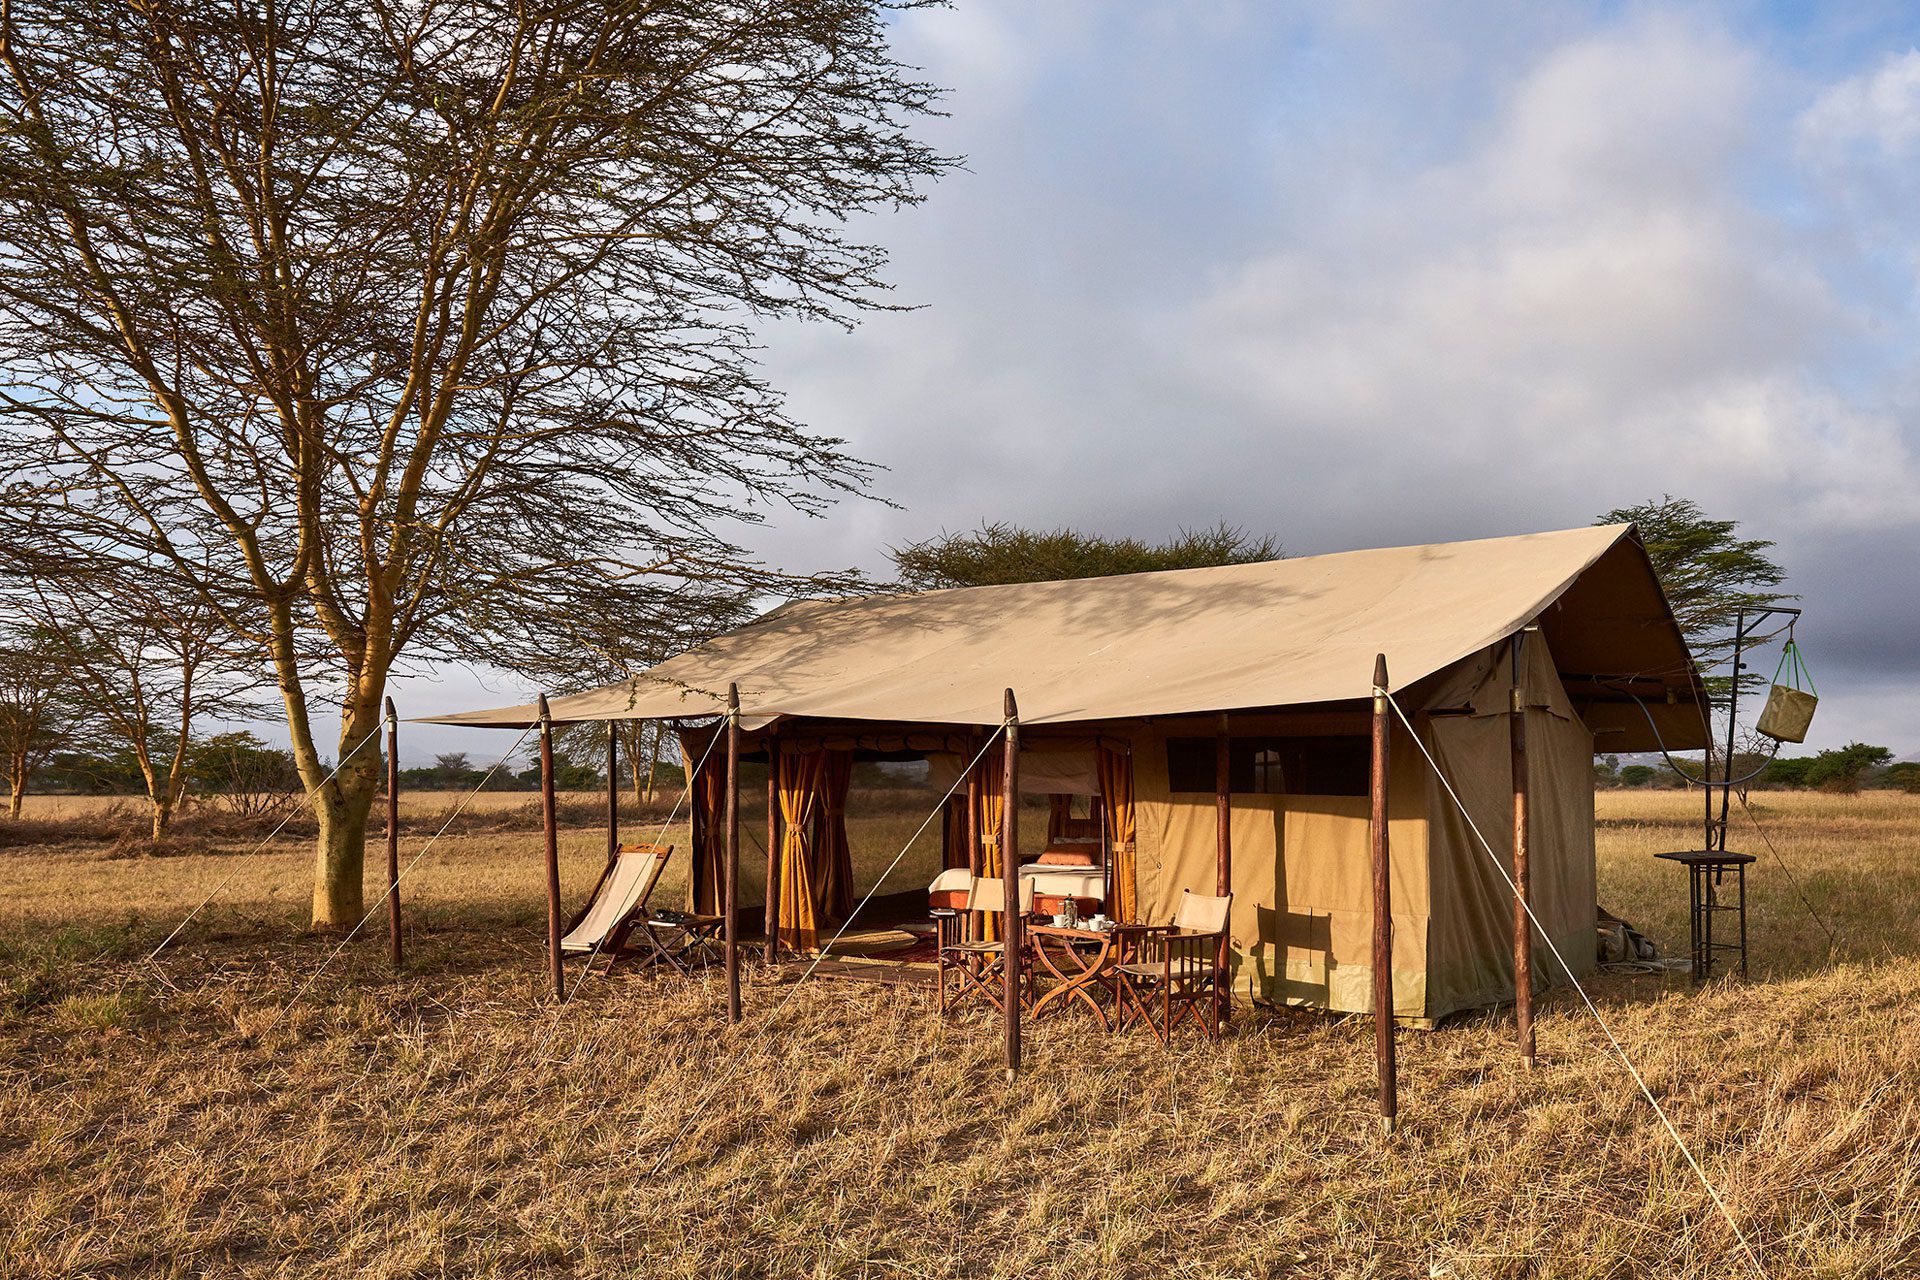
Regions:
[[891, 522, 1283, 590], [24, 573, 267, 840], [0, 621, 78, 817], [0, 0, 949, 925], [1597, 497, 1791, 704]]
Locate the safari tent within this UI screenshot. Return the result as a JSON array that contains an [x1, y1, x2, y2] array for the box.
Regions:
[[428, 523, 1708, 1029]]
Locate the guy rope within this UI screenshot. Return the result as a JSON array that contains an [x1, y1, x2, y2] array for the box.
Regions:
[[1382, 688, 1765, 1277]]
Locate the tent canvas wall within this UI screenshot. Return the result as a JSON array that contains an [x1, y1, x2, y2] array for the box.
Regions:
[[1122, 633, 1593, 1025]]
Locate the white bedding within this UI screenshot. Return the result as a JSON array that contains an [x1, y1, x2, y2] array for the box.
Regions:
[[1017, 863, 1105, 899]]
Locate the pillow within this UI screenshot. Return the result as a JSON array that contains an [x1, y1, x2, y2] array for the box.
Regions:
[[1036, 848, 1098, 867]]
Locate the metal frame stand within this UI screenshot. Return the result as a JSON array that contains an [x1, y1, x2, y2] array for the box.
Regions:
[[1656, 604, 1799, 981], [1656, 850, 1755, 981]]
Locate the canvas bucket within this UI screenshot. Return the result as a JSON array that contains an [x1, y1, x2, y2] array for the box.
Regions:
[[1756, 684, 1816, 743], [1755, 640, 1817, 743]]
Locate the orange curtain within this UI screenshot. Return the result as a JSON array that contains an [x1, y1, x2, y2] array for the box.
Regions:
[[776, 749, 827, 951], [814, 750, 855, 920], [973, 745, 1007, 942], [942, 796, 970, 869], [1097, 745, 1137, 922], [677, 727, 725, 914]]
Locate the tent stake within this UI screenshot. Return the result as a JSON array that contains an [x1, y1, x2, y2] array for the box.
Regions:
[[724, 684, 742, 1023], [1002, 689, 1022, 1081], [1511, 634, 1536, 1068], [384, 696, 402, 971], [538, 693, 564, 1004], [1370, 655, 1396, 1133], [1215, 712, 1232, 1019], [763, 734, 781, 965]]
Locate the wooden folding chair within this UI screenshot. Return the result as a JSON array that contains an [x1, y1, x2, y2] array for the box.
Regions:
[[1113, 890, 1233, 1043], [936, 876, 1035, 1016]]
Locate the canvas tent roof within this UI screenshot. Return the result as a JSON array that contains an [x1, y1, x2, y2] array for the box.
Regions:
[[423, 523, 1708, 750]]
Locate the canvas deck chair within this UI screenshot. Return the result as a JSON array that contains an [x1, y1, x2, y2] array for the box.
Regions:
[[562, 843, 720, 975], [1114, 890, 1233, 1043]]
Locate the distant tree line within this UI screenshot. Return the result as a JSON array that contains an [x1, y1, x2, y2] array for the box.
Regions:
[[1596, 745, 1912, 795]]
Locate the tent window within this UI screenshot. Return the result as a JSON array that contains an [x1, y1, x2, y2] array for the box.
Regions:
[[1166, 736, 1369, 796], [1252, 748, 1285, 795]]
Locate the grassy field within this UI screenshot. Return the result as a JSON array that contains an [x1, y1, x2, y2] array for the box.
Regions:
[[3, 790, 1919, 1278]]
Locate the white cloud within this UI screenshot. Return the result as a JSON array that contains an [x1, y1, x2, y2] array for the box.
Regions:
[[1168, 13, 1918, 538], [1799, 48, 1920, 160], [738, 4, 1920, 752]]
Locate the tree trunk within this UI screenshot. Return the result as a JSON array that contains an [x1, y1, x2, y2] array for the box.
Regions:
[[6, 774, 21, 819], [644, 721, 661, 804], [150, 798, 172, 842], [308, 698, 385, 929]]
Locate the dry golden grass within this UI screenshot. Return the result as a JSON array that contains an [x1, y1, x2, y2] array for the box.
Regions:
[[3, 790, 1919, 1278]]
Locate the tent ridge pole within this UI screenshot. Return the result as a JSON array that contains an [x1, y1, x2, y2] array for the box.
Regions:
[[1215, 711, 1231, 1023], [1512, 633, 1536, 1069], [1370, 655, 1397, 1133], [605, 721, 619, 871]]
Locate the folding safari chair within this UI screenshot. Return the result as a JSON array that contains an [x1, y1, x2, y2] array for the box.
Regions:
[[936, 876, 1035, 1016], [560, 844, 683, 974], [1113, 890, 1233, 1043]]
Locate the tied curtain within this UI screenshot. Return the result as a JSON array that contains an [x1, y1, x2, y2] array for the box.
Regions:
[[1097, 744, 1137, 922], [775, 748, 827, 952], [813, 750, 855, 920], [972, 744, 1007, 942], [678, 727, 726, 915]]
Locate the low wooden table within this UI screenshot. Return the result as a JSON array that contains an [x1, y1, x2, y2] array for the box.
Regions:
[[1026, 923, 1125, 1029]]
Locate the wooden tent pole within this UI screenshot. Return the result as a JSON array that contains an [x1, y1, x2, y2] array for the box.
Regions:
[[724, 684, 742, 1023], [538, 693, 564, 1004], [1511, 633, 1536, 1068], [763, 734, 781, 965], [1002, 689, 1022, 1081], [384, 696, 402, 971], [605, 721, 619, 870], [1214, 712, 1231, 987], [1370, 655, 1396, 1133]]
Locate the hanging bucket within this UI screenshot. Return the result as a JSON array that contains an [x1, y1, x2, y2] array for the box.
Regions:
[[1755, 640, 1817, 743]]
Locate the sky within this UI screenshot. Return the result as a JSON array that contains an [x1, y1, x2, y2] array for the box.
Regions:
[[383, 0, 1920, 766]]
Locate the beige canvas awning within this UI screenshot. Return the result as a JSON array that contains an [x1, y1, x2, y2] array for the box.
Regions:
[[420, 523, 1708, 750]]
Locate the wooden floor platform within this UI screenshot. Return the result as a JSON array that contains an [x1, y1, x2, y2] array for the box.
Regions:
[[759, 956, 938, 988]]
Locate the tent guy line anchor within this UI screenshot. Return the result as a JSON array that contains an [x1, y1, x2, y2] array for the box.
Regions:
[[643, 720, 1012, 1178], [1384, 690, 1765, 1279]]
